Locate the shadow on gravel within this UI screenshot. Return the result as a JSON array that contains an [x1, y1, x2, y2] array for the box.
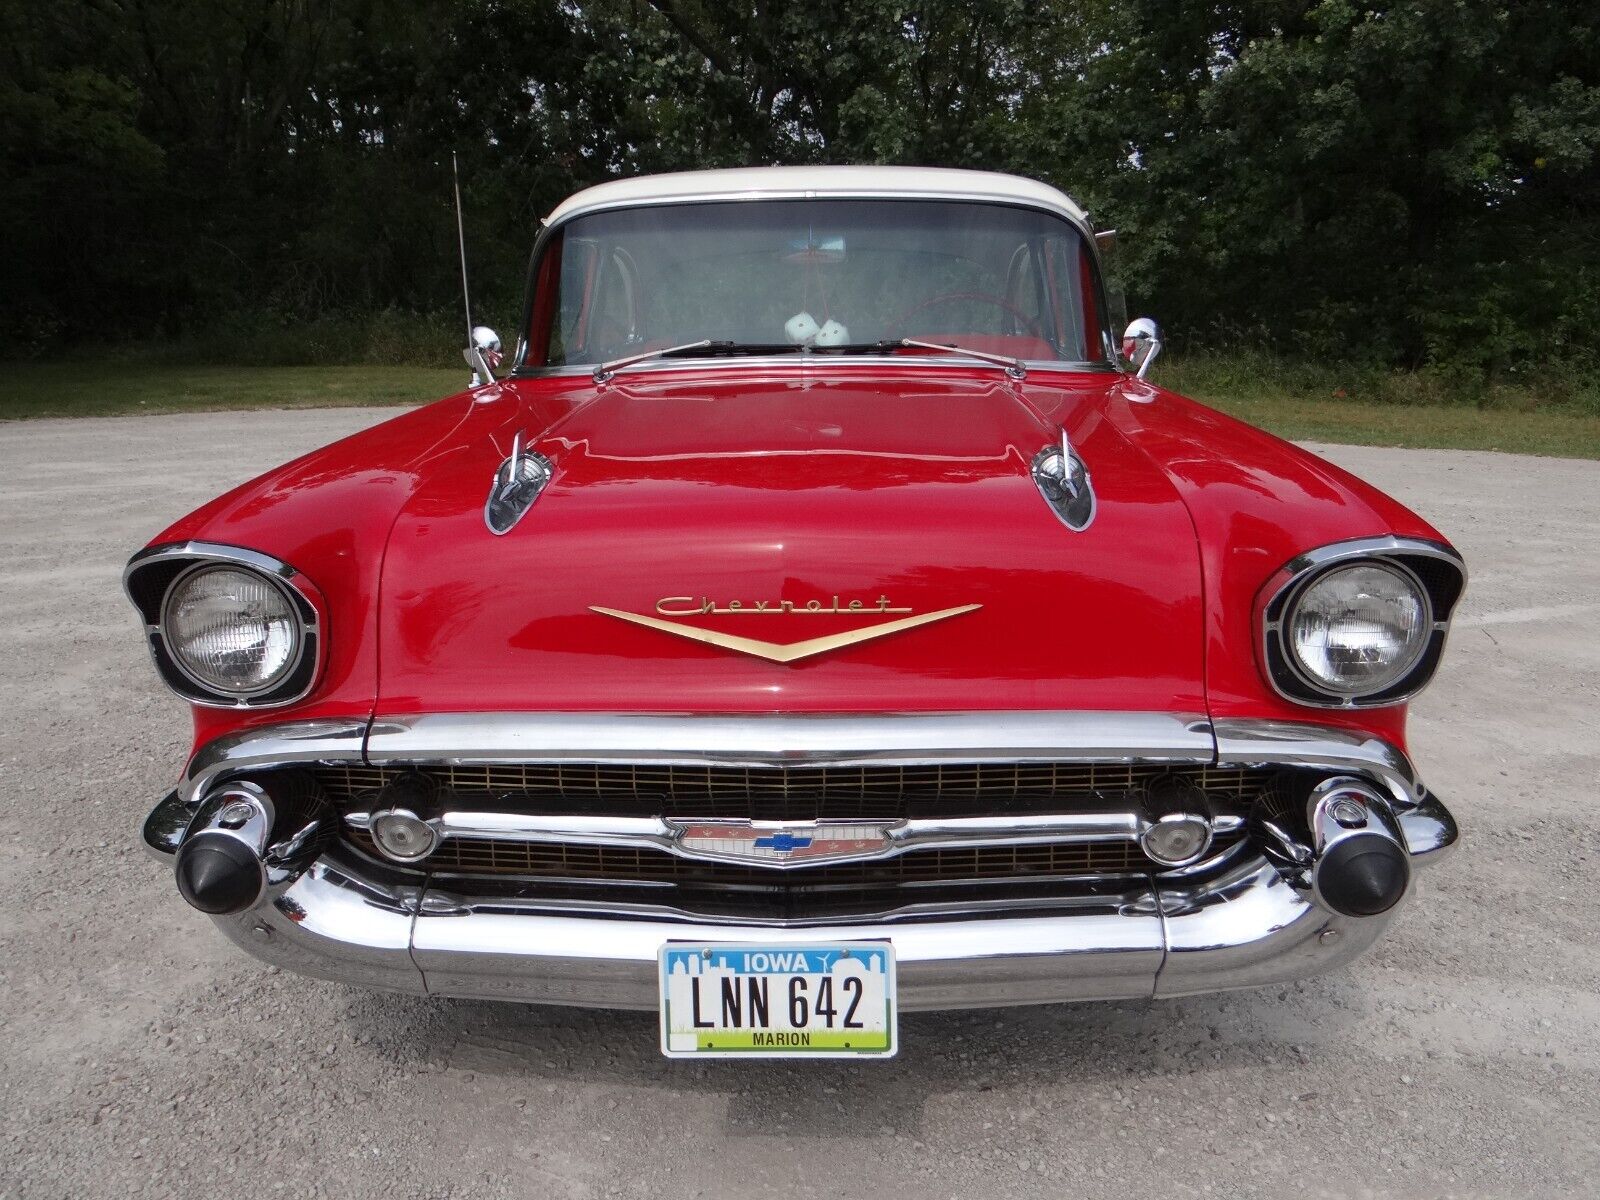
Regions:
[[340, 976, 1367, 1138]]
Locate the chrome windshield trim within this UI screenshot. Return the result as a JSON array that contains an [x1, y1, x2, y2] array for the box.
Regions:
[[514, 355, 1118, 382], [363, 711, 1216, 769]]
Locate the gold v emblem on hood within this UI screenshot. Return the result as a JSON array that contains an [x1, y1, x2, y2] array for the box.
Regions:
[[589, 604, 982, 664]]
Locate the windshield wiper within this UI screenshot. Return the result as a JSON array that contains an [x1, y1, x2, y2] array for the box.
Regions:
[[593, 336, 1028, 382], [592, 340, 799, 382], [860, 337, 1027, 380]]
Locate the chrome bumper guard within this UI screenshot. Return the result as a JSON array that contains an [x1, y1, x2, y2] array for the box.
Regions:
[[143, 712, 1459, 1009]]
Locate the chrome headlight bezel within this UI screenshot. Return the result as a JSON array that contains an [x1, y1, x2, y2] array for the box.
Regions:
[[124, 543, 326, 709], [1258, 537, 1466, 709]]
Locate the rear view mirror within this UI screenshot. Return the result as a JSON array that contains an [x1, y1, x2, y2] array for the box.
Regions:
[[1121, 318, 1162, 378]]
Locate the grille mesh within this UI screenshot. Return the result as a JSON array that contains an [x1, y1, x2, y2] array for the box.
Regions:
[[316, 762, 1262, 821]]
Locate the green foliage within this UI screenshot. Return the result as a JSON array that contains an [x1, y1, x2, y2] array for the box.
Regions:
[[2, 0, 1597, 383], [1162, 348, 1600, 418]]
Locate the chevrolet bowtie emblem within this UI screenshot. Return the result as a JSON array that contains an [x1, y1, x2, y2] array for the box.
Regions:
[[670, 820, 897, 867], [590, 601, 981, 663]]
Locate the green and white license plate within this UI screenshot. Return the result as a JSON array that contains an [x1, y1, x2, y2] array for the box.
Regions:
[[659, 941, 897, 1058]]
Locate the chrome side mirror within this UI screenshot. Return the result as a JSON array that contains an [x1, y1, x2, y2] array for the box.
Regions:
[[464, 325, 502, 385], [1121, 318, 1162, 379]]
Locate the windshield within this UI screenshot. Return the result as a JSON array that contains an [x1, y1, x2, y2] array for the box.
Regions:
[[522, 199, 1110, 369]]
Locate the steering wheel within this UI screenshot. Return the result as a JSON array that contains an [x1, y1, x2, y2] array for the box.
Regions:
[[884, 290, 1046, 340]]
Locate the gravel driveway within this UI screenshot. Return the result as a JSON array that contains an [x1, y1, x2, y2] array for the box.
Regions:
[[2, 409, 1595, 1199]]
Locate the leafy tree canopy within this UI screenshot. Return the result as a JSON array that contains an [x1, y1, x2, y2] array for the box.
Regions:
[[2, 0, 1596, 374]]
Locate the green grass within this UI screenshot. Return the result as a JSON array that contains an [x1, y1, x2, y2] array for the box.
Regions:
[[3, 357, 1598, 458], [1190, 389, 1600, 458], [1161, 350, 1600, 458], [0, 362, 464, 420]]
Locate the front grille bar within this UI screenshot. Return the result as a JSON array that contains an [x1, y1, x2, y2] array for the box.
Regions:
[[346, 827, 1220, 888], [343, 807, 1210, 869]]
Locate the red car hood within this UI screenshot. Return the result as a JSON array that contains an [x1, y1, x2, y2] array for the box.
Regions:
[[374, 368, 1206, 714]]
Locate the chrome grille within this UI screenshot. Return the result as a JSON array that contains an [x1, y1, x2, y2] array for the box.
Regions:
[[345, 827, 1213, 885], [316, 762, 1266, 821], [330, 760, 1270, 913]]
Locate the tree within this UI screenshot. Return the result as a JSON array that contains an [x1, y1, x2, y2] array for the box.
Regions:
[[2, 0, 1596, 377]]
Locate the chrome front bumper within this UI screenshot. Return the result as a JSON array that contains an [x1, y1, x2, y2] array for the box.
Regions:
[[143, 711, 1459, 1010]]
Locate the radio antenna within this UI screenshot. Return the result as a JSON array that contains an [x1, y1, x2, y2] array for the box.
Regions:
[[453, 151, 474, 344], [453, 152, 498, 386]]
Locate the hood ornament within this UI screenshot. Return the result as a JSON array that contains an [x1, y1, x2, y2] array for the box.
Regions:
[[1031, 428, 1095, 532], [484, 431, 553, 535]]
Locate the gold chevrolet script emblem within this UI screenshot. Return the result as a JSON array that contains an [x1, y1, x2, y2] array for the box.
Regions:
[[590, 595, 982, 664]]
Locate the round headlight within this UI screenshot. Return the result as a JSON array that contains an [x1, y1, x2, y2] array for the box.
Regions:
[[162, 565, 301, 695], [1286, 563, 1431, 696]]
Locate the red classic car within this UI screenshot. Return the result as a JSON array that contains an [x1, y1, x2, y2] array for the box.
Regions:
[[130, 167, 1462, 1058]]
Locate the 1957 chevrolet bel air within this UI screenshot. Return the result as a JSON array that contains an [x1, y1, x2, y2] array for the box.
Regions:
[[130, 166, 1462, 1057]]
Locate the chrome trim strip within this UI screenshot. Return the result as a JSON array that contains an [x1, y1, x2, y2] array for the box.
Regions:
[[1211, 718, 1425, 807], [1271, 535, 1467, 590], [123, 540, 301, 601], [180, 718, 369, 805], [344, 809, 1150, 870], [174, 712, 1456, 863], [362, 710, 1216, 769], [1255, 535, 1466, 710]]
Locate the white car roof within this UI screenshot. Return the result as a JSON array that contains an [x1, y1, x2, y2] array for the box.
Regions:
[[544, 166, 1091, 228]]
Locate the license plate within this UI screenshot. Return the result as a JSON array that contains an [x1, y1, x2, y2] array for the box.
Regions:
[[659, 941, 897, 1058]]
